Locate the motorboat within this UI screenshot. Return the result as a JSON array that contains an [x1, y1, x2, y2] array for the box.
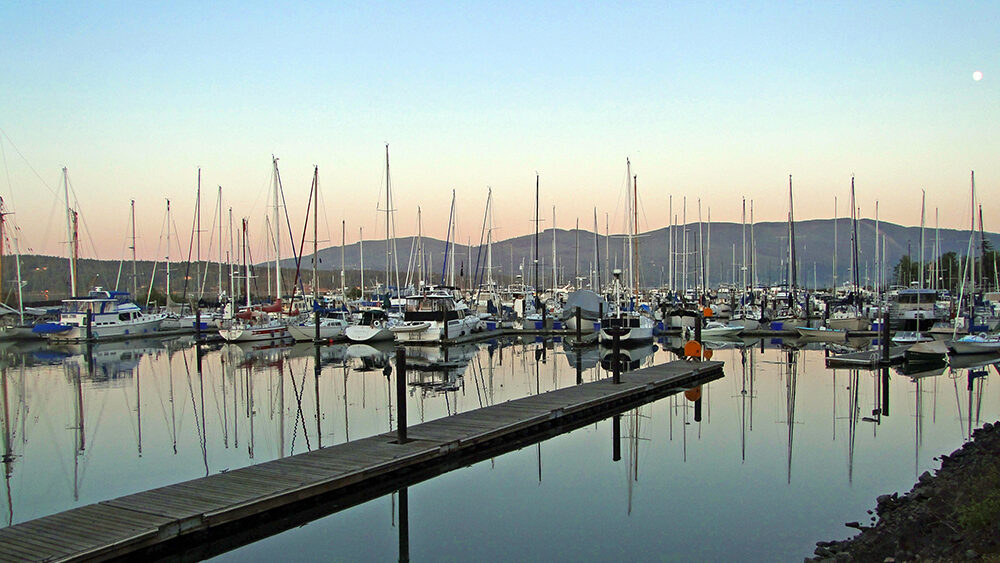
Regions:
[[287, 310, 350, 342], [390, 290, 482, 343], [344, 309, 396, 343], [32, 288, 167, 341], [795, 326, 847, 343], [946, 333, 1000, 355]]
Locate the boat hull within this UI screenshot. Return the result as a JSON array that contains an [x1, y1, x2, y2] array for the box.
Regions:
[[344, 325, 395, 343], [44, 316, 166, 342]]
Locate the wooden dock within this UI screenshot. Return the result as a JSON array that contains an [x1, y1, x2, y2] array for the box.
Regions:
[[0, 359, 722, 562]]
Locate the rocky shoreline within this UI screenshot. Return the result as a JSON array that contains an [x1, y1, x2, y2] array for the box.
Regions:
[[808, 421, 1000, 562]]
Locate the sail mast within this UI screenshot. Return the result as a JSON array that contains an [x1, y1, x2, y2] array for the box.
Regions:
[[788, 175, 797, 302], [130, 199, 138, 298], [272, 157, 282, 309], [62, 168, 77, 297], [312, 166, 319, 308]]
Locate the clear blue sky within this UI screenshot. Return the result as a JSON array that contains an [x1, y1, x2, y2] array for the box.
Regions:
[[1, 1, 996, 261]]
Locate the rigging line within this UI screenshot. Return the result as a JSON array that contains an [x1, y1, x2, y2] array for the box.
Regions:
[[275, 161, 303, 298], [289, 178, 315, 305], [0, 126, 59, 198], [181, 350, 208, 473]]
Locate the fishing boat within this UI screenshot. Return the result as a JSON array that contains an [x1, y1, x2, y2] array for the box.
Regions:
[[32, 288, 167, 341], [390, 289, 481, 343]]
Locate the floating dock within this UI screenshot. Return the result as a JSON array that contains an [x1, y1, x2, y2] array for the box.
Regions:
[[0, 359, 722, 562]]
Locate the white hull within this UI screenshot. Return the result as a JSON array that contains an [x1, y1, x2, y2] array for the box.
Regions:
[[47, 316, 166, 342], [286, 323, 345, 342], [827, 316, 869, 331], [562, 316, 600, 333], [344, 325, 395, 343], [391, 317, 481, 342], [701, 325, 744, 338], [219, 323, 290, 342], [795, 326, 847, 342], [947, 336, 1000, 355]]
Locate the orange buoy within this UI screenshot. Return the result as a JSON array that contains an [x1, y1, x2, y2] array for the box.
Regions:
[[703, 347, 713, 360], [683, 340, 702, 358], [684, 386, 702, 401], [703, 306, 713, 318]]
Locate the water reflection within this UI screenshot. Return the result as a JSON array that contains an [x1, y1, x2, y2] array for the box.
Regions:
[[0, 335, 997, 562]]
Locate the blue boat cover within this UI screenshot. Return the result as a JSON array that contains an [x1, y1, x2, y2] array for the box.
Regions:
[[31, 322, 73, 334]]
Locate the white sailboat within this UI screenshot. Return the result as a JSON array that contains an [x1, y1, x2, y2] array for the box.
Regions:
[[599, 161, 654, 345], [220, 157, 291, 342]]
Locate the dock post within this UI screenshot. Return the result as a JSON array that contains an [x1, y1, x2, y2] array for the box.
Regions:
[[612, 414, 621, 461], [575, 307, 582, 339], [85, 313, 93, 341], [314, 307, 320, 343], [880, 310, 890, 363], [443, 316, 449, 341], [395, 347, 407, 444], [195, 307, 202, 342], [694, 395, 702, 422], [694, 311, 703, 358], [612, 330, 621, 384], [542, 306, 547, 330], [575, 348, 583, 385]]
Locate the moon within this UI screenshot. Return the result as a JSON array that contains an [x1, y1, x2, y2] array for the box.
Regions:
[[973, 70, 983, 81]]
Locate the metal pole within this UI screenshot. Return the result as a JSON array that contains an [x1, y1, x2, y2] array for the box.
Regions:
[[395, 347, 407, 444], [612, 414, 621, 461], [576, 306, 582, 339]]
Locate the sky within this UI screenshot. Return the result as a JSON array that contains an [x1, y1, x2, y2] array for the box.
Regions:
[[1, 1, 997, 262]]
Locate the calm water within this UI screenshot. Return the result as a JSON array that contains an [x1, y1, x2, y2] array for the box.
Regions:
[[0, 334, 997, 561]]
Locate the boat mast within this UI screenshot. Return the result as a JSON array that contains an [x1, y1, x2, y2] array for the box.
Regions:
[[243, 218, 250, 307], [359, 227, 364, 300], [574, 217, 579, 289], [272, 157, 282, 309], [593, 208, 600, 293], [341, 220, 346, 300], [196, 168, 202, 300], [62, 168, 77, 297], [788, 175, 797, 306], [311, 166, 319, 308], [668, 195, 673, 292], [534, 173, 539, 304], [919, 189, 926, 289], [833, 196, 837, 292], [166, 199, 171, 304], [218, 186, 223, 301], [626, 160, 634, 295], [850, 177, 859, 299], [228, 207, 234, 306], [551, 206, 557, 294], [130, 199, 138, 298]]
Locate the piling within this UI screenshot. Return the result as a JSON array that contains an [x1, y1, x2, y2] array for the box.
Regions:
[[395, 347, 408, 444], [195, 307, 202, 342], [314, 308, 321, 342], [575, 307, 582, 339], [85, 313, 93, 341], [880, 310, 890, 363]]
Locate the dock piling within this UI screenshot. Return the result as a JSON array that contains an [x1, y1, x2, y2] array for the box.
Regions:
[[395, 347, 408, 444], [612, 330, 622, 384], [612, 414, 621, 461]]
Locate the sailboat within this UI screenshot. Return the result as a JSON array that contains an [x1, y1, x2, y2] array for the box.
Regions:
[[286, 167, 348, 342], [220, 157, 291, 342], [599, 160, 655, 345], [827, 177, 869, 331]]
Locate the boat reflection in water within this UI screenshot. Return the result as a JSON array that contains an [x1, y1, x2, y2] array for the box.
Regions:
[[405, 343, 478, 395], [600, 343, 658, 372], [345, 341, 395, 372]]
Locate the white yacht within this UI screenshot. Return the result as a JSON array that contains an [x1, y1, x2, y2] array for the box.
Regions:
[[32, 288, 167, 341], [391, 290, 482, 343]]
